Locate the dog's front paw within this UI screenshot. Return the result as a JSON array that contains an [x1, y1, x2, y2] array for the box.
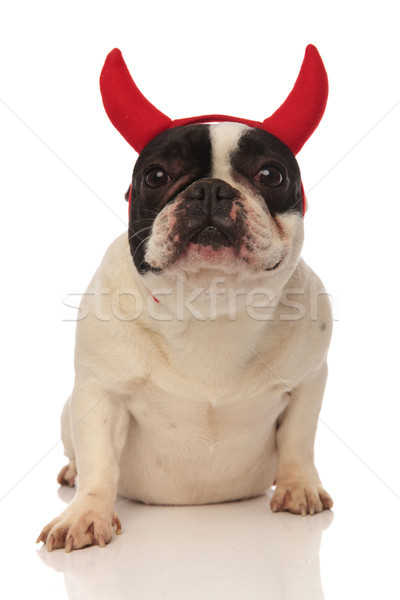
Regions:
[[36, 499, 121, 552], [270, 479, 333, 516], [57, 460, 77, 487]]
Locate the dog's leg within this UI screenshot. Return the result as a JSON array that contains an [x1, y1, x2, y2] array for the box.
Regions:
[[270, 362, 333, 516], [57, 397, 77, 487], [37, 383, 130, 551]]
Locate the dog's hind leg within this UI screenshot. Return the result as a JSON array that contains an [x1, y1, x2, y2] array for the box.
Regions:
[[57, 396, 77, 487]]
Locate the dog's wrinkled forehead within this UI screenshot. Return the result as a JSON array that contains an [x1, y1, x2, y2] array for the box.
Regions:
[[132, 123, 302, 213]]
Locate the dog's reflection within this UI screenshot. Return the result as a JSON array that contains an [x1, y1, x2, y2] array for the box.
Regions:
[[38, 489, 333, 600]]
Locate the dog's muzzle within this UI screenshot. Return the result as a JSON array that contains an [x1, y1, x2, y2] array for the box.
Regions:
[[181, 178, 239, 248]]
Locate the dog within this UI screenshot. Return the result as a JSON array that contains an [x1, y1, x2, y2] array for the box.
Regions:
[[37, 46, 333, 552]]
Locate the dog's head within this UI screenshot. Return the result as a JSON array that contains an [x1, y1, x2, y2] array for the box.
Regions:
[[100, 46, 328, 287], [128, 122, 303, 281]]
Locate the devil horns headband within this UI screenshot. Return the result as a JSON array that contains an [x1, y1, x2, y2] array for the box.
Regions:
[[100, 45, 328, 156]]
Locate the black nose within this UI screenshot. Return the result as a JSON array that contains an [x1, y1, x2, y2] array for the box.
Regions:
[[186, 178, 236, 203]]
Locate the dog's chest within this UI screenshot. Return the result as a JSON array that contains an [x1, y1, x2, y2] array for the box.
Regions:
[[119, 353, 290, 504], [124, 313, 296, 459]]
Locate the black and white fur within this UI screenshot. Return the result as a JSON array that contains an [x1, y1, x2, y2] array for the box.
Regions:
[[38, 122, 333, 552]]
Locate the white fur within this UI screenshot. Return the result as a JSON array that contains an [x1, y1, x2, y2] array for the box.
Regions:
[[210, 122, 249, 179], [38, 123, 333, 552]]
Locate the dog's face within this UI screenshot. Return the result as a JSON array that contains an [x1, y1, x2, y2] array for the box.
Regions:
[[128, 122, 304, 282]]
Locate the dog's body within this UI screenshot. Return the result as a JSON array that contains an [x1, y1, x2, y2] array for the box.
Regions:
[[38, 122, 333, 552]]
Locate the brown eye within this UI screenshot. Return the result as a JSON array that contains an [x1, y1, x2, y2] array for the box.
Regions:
[[144, 167, 170, 188], [255, 165, 283, 187]]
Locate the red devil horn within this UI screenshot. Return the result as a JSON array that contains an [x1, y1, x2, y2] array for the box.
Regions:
[[100, 46, 327, 157], [262, 45, 328, 155], [100, 48, 172, 153]]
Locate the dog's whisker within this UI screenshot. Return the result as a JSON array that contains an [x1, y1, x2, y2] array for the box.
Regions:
[[128, 219, 156, 237], [131, 235, 151, 263], [140, 207, 160, 216], [128, 226, 153, 243], [137, 258, 149, 272], [281, 252, 291, 271], [128, 218, 156, 225], [295, 263, 304, 288]]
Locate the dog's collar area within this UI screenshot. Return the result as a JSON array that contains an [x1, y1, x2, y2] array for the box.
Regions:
[[145, 287, 160, 304]]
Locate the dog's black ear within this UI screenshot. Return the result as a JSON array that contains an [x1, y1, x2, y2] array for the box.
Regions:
[[124, 185, 131, 202]]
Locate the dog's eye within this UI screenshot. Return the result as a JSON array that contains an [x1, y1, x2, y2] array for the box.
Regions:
[[254, 165, 283, 187], [144, 167, 170, 188]]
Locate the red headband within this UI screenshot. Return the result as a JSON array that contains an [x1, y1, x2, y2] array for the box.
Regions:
[[100, 45, 328, 156]]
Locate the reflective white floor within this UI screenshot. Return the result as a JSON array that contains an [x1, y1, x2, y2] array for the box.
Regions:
[[39, 494, 332, 599], [2, 433, 400, 600]]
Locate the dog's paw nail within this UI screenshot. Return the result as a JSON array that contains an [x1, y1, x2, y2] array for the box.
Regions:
[[65, 536, 74, 553], [47, 534, 55, 552], [36, 532, 44, 544], [270, 501, 279, 513], [321, 494, 333, 509], [114, 516, 122, 534], [98, 535, 106, 548], [300, 503, 307, 517]]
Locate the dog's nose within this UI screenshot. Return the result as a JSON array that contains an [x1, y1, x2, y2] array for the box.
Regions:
[[186, 178, 236, 203]]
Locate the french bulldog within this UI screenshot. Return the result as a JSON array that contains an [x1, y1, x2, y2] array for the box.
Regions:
[[37, 47, 333, 552]]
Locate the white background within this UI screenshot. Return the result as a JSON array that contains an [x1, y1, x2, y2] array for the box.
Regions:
[[1, 0, 400, 598]]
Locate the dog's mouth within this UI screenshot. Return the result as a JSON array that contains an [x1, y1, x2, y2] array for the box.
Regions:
[[265, 258, 282, 271], [143, 208, 289, 274], [189, 225, 232, 248], [179, 225, 284, 273]]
